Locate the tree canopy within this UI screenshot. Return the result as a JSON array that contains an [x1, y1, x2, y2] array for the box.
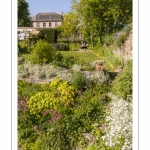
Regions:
[[71, 0, 132, 45], [18, 0, 31, 27]]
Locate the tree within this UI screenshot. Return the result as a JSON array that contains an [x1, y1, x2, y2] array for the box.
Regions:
[[18, 0, 31, 27], [61, 12, 80, 42], [71, 0, 132, 45]]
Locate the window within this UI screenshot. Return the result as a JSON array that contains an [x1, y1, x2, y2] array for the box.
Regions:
[[37, 22, 40, 28], [49, 15, 51, 19], [55, 22, 58, 26], [43, 23, 46, 28], [49, 23, 52, 27]]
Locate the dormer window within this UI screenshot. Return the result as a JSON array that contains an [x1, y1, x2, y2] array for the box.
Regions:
[[49, 15, 52, 19]]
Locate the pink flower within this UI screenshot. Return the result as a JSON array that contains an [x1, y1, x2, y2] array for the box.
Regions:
[[34, 125, 38, 130], [57, 115, 62, 120]]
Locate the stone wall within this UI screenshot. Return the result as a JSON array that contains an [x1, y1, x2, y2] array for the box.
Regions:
[[113, 30, 132, 62]]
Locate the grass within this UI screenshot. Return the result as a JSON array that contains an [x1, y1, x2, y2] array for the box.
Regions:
[[19, 50, 115, 72], [59, 51, 99, 62]]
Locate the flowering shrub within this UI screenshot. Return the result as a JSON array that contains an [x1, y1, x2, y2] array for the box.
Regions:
[[102, 95, 132, 149]]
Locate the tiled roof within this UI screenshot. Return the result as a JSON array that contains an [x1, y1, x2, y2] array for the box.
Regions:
[[36, 12, 61, 15], [29, 15, 36, 21]]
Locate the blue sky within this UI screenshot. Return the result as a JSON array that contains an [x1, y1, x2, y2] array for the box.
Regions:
[[26, 0, 72, 15]]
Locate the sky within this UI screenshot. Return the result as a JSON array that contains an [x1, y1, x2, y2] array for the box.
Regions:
[[26, 0, 72, 16]]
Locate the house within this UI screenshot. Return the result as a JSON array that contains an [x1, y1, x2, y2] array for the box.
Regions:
[[17, 12, 63, 40], [30, 12, 63, 28]]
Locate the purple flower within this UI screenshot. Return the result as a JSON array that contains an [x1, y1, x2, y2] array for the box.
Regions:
[[51, 116, 56, 121], [43, 109, 50, 116], [57, 115, 62, 120], [53, 110, 58, 115]]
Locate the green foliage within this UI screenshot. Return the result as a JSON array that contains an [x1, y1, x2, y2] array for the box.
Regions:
[[18, 41, 28, 53], [27, 78, 76, 115], [72, 0, 132, 45], [71, 72, 86, 90], [69, 42, 81, 51], [87, 145, 97, 150], [112, 60, 132, 100], [18, 78, 112, 149], [53, 42, 69, 51], [116, 33, 128, 47], [38, 28, 57, 44], [90, 46, 122, 70], [18, 80, 43, 98], [18, 0, 31, 27], [18, 110, 39, 149], [115, 23, 132, 47], [61, 12, 79, 42], [101, 34, 115, 46], [30, 39, 56, 64]]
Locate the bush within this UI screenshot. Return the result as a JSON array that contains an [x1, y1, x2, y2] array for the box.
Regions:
[[27, 78, 76, 115], [71, 72, 86, 90], [101, 34, 115, 46], [30, 40, 56, 64], [112, 60, 132, 100]]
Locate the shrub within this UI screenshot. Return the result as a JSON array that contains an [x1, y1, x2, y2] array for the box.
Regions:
[[30, 40, 56, 64], [112, 60, 132, 100], [71, 72, 86, 90], [27, 78, 76, 115], [56, 69, 73, 82], [18, 67, 30, 78], [101, 34, 115, 46], [72, 64, 82, 72]]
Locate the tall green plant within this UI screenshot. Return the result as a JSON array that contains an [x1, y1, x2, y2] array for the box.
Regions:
[[112, 60, 132, 100], [30, 39, 56, 64]]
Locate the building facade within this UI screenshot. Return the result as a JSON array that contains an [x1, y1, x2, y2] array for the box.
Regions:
[[30, 12, 62, 28]]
